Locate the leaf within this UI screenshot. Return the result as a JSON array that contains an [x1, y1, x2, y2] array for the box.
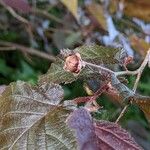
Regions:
[[95, 121, 143, 150], [39, 58, 77, 84], [2, 0, 31, 13], [39, 57, 98, 84], [123, 0, 150, 22], [0, 81, 77, 149], [67, 108, 143, 150], [111, 74, 150, 123], [39, 45, 126, 84], [60, 0, 78, 19], [129, 35, 150, 56], [53, 30, 82, 49], [74, 45, 125, 65], [110, 0, 150, 22], [126, 121, 150, 150], [132, 96, 150, 123], [86, 3, 107, 30], [65, 31, 82, 47], [67, 108, 98, 149], [111, 74, 135, 100]]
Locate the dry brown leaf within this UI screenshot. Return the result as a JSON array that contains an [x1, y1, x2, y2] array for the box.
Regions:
[[129, 35, 150, 56], [124, 0, 150, 22], [60, 0, 78, 19], [132, 96, 150, 123], [86, 3, 107, 30], [110, 0, 150, 22]]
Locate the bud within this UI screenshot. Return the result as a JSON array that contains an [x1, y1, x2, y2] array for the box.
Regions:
[[63, 53, 84, 74]]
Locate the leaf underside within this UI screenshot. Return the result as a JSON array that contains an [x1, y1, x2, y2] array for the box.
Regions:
[[0, 81, 77, 150], [67, 108, 143, 150]]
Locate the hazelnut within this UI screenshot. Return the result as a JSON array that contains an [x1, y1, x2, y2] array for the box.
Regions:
[[63, 53, 84, 74]]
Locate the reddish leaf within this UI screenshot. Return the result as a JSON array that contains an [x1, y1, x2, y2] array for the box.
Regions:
[[67, 108, 143, 150], [67, 108, 99, 150], [95, 121, 142, 150], [3, 0, 31, 13]]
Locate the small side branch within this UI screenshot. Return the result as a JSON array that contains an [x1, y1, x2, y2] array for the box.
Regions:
[[84, 49, 150, 123], [115, 104, 129, 123], [0, 41, 56, 62], [0, 0, 29, 25], [115, 49, 150, 77], [31, 8, 64, 24]]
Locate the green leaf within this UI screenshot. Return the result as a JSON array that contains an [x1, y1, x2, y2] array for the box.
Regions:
[[39, 44, 123, 84], [0, 81, 77, 149], [39, 58, 76, 84], [39, 58, 98, 84], [0, 58, 13, 76], [74, 45, 123, 65]]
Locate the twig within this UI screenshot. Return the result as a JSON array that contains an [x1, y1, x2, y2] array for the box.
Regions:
[[116, 50, 150, 123], [0, 47, 16, 50], [115, 70, 138, 76], [0, 0, 29, 25], [133, 73, 141, 93], [0, 41, 56, 62], [83, 61, 114, 74], [115, 104, 129, 123], [31, 8, 64, 24], [133, 50, 150, 92], [84, 49, 150, 123], [0, 0, 35, 46], [115, 49, 150, 77], [84, 50, 150, 88]]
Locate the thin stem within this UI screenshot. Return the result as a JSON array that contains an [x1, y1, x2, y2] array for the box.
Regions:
[[115, 49, 150, 77], [83, 61, 114, 74], [133, 49, 150, 92], [115, 104, 129, 123], [84, 49, 150, 78], [0, 41, 56, 62], [115, 70, 138, 76], [133, 73, 141, 93], [84, 49, 150, 123], [31, 8, 64, 24], [0, 47, 16, 50], [0, 0, 29, 25]]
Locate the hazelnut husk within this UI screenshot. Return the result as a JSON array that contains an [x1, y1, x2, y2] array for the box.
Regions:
[[63, 53, 84, 74]]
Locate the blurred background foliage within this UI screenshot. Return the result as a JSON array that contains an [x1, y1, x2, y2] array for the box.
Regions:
[[0, 0, 150, 149]]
